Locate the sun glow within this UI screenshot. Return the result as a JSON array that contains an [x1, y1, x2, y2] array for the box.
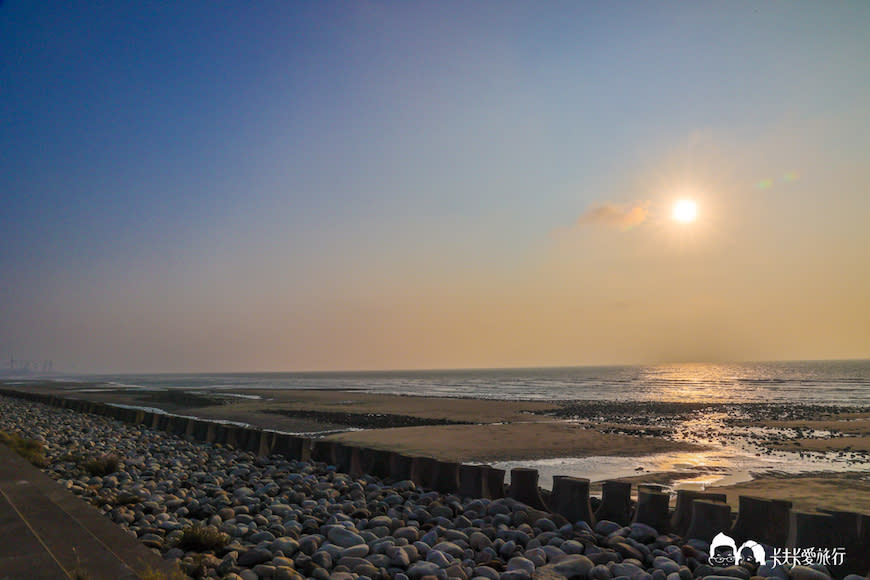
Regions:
[[672, 199, 698, 223]]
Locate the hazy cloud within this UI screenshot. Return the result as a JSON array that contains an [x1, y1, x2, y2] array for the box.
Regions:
[[578, 201, 650, 230]]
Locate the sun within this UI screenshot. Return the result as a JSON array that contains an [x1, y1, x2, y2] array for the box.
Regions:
[[672, 199, 698, 223]]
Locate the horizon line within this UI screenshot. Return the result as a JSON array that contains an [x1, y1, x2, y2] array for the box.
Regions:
[[46, 356, 870, 377]]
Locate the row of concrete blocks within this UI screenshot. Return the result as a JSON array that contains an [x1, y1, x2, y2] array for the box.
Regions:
[[497, 470, 869, 576], [2, 389, 868, 575]]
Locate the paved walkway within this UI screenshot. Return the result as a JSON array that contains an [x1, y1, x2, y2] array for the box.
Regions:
[[0, 445, 171, 580]]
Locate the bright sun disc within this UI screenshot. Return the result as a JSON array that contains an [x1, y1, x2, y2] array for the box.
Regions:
[[672, 199, 698, 223]]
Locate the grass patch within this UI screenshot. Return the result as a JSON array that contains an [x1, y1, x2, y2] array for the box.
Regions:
[[175, 523, 229, 553], [84, 454, 120, 476], [137, 562, 191, 580], [0, 430, 48, 467]]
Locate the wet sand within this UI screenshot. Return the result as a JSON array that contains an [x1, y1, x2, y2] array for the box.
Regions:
[[737, 413, 870, 453], [323, 422, 701, 462]]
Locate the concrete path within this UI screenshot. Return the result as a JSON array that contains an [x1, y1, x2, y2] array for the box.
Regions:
[[0, 445, 172, 580]]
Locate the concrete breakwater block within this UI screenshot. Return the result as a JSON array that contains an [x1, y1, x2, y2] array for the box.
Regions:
[[255, 430, 276, 457], [389, 453, 414, 482], [203, 421, 220, 443], [508, 468, 548, 510], [140, 411, 156, 429], [410, 456, 437, 489], [731, 495, 791, 546], [632, 488, 670, 532], [271, 433, 310, 461], [235, 427, 256, 450], [354, 447, 392, 479], [182, 417, 197, 438], [730, 495, 768, 544], [169, 416, 189, 437], [787, 510, 836, 549], [112, 407, 134, 423], [431, 460, 460, 494], [595, 480, 633, 526], [670, 490, 726, 536], [818, 508, 861, 547], [487, 466, 506, 499], [855, 513, 870, 577], [348, 445, 365, 479], [219, 424, 242, 448], [311, 439, 336, 465], [685, 499, 732, 544], [332, 443, 353, 473], [370, 449, 394, 479], [190, 419, 210, 442], [549, 475, 596, 526], [156, 414, 172, 432], [818, 509, 863, 577], [355, 447, 375, 477], [242, 428, 265, 454], [458, 464, 489, 499]]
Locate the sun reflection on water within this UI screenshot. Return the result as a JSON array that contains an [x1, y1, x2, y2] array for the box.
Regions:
[[639, 363, 741, 403]]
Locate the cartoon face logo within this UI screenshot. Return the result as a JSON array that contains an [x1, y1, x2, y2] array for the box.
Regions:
[[709, 532, 738, 566], [737, 540, 766, 565], [709, 532, 768, 566]]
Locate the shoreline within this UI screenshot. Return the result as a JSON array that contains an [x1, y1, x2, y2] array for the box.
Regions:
[[4, 380, 870, 500]]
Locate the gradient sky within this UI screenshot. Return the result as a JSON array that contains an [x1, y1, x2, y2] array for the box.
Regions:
[[2, 2, 869, 373]]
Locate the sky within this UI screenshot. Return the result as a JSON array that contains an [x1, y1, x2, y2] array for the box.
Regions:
[[1, 1, 869, 373]]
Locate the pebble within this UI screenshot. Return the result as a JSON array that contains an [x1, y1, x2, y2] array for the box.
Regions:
[[653, 556, 681, 575], [327, 526, 365, 548], [408, 561, 442, 579], [590, 564, 613, 580], [472, 566, 499, 580], [507, 556, 536, 574], [238, 548, 273, 567], [427, 549, 453, 568], [790, 567, 836, 580], [0, 395, 843, 580]]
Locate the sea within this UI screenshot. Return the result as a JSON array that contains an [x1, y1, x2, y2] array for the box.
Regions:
[[62, 359, 870, 405]]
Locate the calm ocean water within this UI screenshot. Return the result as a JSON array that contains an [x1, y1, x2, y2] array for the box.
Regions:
[[68, 360, 870, 405]]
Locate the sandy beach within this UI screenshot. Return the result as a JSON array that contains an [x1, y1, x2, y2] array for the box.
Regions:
[[6, 382, 709, 462], [6, 380, 870, 518]]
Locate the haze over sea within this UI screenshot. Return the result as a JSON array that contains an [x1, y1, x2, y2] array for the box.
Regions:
[[65, 359, 870, 405]]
